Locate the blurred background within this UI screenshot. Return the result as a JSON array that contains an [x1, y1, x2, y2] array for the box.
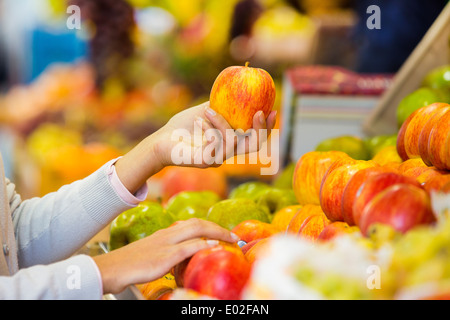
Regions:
[[0, 0, 447, 199]]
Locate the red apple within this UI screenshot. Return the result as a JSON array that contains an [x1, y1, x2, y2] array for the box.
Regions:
[[397, 103, 448, 161], [320, 160, 376, 221], [172, 240, 241, 288], [286, 204, 325, 234], [418, 105, 450, 166], [352, 172, 421, 227], [318, 221, 360, 242], [210, 62, 276, 131], [427, 109, 450, 170], [183, 245, 251, 300], [341, 166, 394, 226], [292, 151, 352, 205], [231, 219, 278, 244], [359, 184, 435, 235]]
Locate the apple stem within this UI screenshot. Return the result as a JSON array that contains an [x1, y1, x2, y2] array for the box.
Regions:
[[245, 61, 250, 68]]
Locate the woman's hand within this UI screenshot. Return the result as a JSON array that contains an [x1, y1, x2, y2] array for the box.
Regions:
[[114, 102, 277, 194], [155, 101, 277, 169], [93, 219, 239, 295]]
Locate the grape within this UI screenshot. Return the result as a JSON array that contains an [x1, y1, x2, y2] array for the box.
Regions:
[[68, 0, 136, 89]]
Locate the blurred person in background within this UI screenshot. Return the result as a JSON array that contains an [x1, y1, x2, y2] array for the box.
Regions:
[[284, 0, 448, 73]]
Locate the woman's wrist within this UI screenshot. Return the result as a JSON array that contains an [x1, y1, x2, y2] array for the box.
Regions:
[[114, 133, 167, 195]]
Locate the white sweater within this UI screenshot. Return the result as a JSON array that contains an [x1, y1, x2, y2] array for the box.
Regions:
[[0, 155, 143, 299]]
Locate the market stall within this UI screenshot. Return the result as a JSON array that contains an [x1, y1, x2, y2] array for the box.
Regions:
[[0, 0, 449, 301]]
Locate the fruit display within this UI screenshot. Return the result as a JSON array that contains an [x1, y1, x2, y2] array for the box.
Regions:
[[119, 97, 450, 300], [2, 0, 450, 302]]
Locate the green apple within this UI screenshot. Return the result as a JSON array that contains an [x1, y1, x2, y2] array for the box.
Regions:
[[422, 65, 450, 90], [109, 201, 175, 251], [165, 191, 221, 221], [315, 136, 371, 160], [256, 187, 298, 218], [206, 198, 270, 230], [228, 181, 271, 201], [272, 162, 296, 189], [397, 87, 450, 127]]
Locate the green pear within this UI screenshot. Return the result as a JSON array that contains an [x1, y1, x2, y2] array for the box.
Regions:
[[228, 181, 271, 201], [165, 191, 221, 221], [272, 163, 296, 189], [256, 188, 298, 218], [206, 198, 270, 230], [364, 134, 398, 158], [422, 65, 450, 90], [315, 136, 371, 160], [109, 201, 175, 251], [397, 87, 450, 127]]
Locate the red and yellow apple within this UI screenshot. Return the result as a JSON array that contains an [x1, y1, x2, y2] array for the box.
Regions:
[[137, 274, 177, 300], [210, 62, 276, 131], [352, 172, 421, 227], [297, 212, 331, 242], [231, 219, 279, 244], [427, 109, 450, 171], [359, 184, 435, 235], [286, 204, 325, 234], [418, 105, 450, 166], [417, 168, 450, 193], [292, 151, 351, 205], [183, 245, 251, 300], [271, 205, 303, 232], [397, 158, 431, 180], [317, 221, 360, 242], [244, 237, 271, 265], [397, 103, 448, 161], [319, 160, 376, 221]]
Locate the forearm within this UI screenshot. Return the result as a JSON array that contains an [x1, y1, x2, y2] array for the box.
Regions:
[[0, 255, 102, 300], [12, 161, 143, 268], [114, 132, 166, 195]]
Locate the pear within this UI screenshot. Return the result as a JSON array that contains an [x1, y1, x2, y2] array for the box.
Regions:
[[256, 188, 298, 217], [228, 181, 271, 201], [315, 136, 371, 161], [165, 191, 221, 221], [109, 201, 175, 251], [206, 198, 270, 230]]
